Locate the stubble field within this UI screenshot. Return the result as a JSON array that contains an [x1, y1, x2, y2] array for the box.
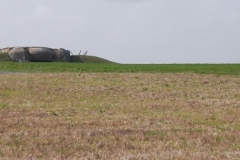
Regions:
[[0, 72, 240, 159]]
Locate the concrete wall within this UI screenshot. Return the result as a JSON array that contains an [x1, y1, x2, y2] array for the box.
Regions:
[[0, 47, 71, 62], [8, 47, 29, 62]]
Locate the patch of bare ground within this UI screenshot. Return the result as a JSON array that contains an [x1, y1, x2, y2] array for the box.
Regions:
[[0, 73, 240, 159]]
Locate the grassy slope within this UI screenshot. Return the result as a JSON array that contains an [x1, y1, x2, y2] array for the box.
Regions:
[[0, 62, 240, 75], [70, 55, 115, 63], [0, 53, 115, 63]]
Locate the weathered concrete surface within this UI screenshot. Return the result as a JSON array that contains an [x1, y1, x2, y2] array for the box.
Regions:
[[0, 47, 13, 53], [8, 47, 29, 62], [1, 47, 72, 62], [54, 48, 70, 62], [28, 47, 54, 62]]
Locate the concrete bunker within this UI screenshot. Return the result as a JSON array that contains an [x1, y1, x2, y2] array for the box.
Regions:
[[0, 47, 71, 62], [54, 48, 71, 62], [8, 47, 29, 62], [28, 47, 55, 62]]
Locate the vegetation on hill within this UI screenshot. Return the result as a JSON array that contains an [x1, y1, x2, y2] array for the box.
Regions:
[[0, 52, 11, 61], [70, 55, 115, 63], [0, 52, 115, 63]]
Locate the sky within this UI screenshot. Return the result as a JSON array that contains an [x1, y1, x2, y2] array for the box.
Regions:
[[0, 0, 240, 64]]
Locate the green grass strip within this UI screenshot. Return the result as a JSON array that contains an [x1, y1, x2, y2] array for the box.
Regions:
[[0, 62, 240, 75]]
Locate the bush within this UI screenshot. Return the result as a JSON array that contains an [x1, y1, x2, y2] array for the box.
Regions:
[[0, 52, 11, 61]]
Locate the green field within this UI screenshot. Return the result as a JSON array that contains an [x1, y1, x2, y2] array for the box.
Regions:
[[1, 62, 240, 75]]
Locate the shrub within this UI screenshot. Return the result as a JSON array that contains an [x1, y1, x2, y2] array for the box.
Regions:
[[0, 52, 11, 61]]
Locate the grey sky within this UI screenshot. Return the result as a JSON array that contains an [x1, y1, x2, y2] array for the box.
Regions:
[[1, 0, 240, 63]]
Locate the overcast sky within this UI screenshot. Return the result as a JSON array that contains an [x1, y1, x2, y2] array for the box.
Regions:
[[1, 0, 240, 63]]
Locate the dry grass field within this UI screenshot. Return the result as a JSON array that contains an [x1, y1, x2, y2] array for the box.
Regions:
[[0, 72, 240, 159]]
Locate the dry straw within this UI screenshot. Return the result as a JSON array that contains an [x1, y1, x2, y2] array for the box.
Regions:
[[0, 73, 240, 159]]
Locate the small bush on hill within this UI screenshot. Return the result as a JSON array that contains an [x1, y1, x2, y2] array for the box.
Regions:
[[0, 52, 11, 61]]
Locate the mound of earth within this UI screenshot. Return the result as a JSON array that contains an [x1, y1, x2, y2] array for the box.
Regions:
[[0, 47, 115, 63]]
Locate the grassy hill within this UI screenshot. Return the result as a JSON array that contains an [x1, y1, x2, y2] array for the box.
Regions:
[[0, 52, 115, 63], [70, 55, 115, 63]]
